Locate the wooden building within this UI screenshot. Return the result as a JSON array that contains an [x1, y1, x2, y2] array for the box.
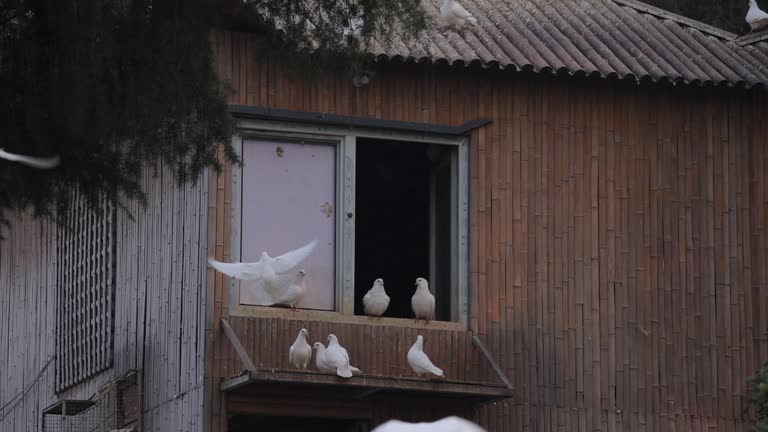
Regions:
[[1, 0, 767, 431]]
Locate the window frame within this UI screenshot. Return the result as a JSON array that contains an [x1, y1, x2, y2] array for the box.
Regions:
[[227, 118, 469, 330]]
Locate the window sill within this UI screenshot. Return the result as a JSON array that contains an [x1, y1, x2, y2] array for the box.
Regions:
[[228, 304, 466, 331]]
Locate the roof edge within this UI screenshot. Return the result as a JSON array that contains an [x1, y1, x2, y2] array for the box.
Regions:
[[736, 30, 768, 46], [611, 0, 738, 41]]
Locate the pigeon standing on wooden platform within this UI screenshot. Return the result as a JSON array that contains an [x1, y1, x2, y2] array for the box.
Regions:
[[289, 328, 311, 369], [0, 148, 60, 169], [411, 277, 435, 322], [208, 238, 316, 300], [371, 416, 486, 432], [314, 340, 362, 375], [313, 342, 336, 373], [363, 278, 390, 317], [325, 334, 361, 378], [440, 0, 478, 31], [407, 335, 445, 378]]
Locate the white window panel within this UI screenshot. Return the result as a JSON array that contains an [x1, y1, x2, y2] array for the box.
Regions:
[[240, 139, 336, 311]]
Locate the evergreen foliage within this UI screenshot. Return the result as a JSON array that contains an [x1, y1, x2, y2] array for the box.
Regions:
[[0, 0, 428, 231], [748, 362, 768, 431]]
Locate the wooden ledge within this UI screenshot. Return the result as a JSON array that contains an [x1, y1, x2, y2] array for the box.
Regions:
[[226, 307, 466, 331], [221, 368, 513, 401]]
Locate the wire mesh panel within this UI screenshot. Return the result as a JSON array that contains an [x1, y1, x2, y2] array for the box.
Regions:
[[55, 193, 116, 392], [42, 397, 118, 432], [43, 371, 138, 432]]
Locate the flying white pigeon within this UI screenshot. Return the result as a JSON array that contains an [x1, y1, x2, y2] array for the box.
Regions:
[[747, 0, 768, 32], [289, 328, 312, 369], [411, 277, 435, 322], [407, 335, 445, 377], [0, 148, 60, 169], [208, 238, 317, 293], [324, 334, 360, 378], [363, 278, 390, 317], [313, 340, 363, 375], [440, 0, 478, 31], [371, 416, 486, 432]]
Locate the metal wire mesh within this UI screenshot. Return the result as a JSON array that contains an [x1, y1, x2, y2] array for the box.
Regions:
[[43, 371, 138, 432]]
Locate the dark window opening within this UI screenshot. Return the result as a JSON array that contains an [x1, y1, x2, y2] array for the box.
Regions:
[[229, 415, 369, 432], [354, 139, 455, 321]]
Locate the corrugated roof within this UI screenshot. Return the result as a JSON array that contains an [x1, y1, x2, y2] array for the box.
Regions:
[[369, 0, 768, 88]]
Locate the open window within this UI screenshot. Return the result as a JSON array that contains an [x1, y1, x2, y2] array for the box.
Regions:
[[353, 139, 458, 321], [230, 120, 468, 325]]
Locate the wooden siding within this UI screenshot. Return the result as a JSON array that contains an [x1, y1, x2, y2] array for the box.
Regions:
[[209, 31, 768, 432], [0, 167, 209, 431]]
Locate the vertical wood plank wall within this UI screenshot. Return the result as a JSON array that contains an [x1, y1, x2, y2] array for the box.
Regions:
[[0, 167, 209, 432], [210, 31, 768, 432]]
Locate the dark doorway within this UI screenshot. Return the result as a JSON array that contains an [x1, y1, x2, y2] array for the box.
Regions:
[[354, 138, 455, 321], [228, 414, 369, 432]]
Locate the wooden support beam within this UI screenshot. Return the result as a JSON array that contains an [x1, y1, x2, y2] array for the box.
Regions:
[[471, 334, 513, 389], [220, 318, 256, 371]]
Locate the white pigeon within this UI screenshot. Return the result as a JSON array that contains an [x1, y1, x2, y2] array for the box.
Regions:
[[440, 0, 478, 31], [313, 342, 336, 373], [747, 0, 768, 32], [371, 416, 486, 432], [0, 148, 60, 169], [342, 15, 364, 39], [313, 342, 363, 375], [325, 334, 360, 378], [271, 270, 306, 308], [407, 335, 445, 377], [363, 278, 390, 317], [289, 328, 312, 369], [411, 277, 435, 322], [208, 238, 317, 293]]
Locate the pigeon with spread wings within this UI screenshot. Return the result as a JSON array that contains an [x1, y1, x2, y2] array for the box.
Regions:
[[208, 238, 316, 287]]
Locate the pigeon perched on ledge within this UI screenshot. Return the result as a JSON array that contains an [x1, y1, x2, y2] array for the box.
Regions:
[[313, 335, 362, 377], [289, 328, 311, 369], [747, 0, 768, 32], [363, 278, 390, 317], [440, 0, 478, 31], [407, 335, 445, 378], [411, 277, 435, 322]]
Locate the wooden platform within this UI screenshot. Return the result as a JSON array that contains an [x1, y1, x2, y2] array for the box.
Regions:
[[221, 368, 514, 402]]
